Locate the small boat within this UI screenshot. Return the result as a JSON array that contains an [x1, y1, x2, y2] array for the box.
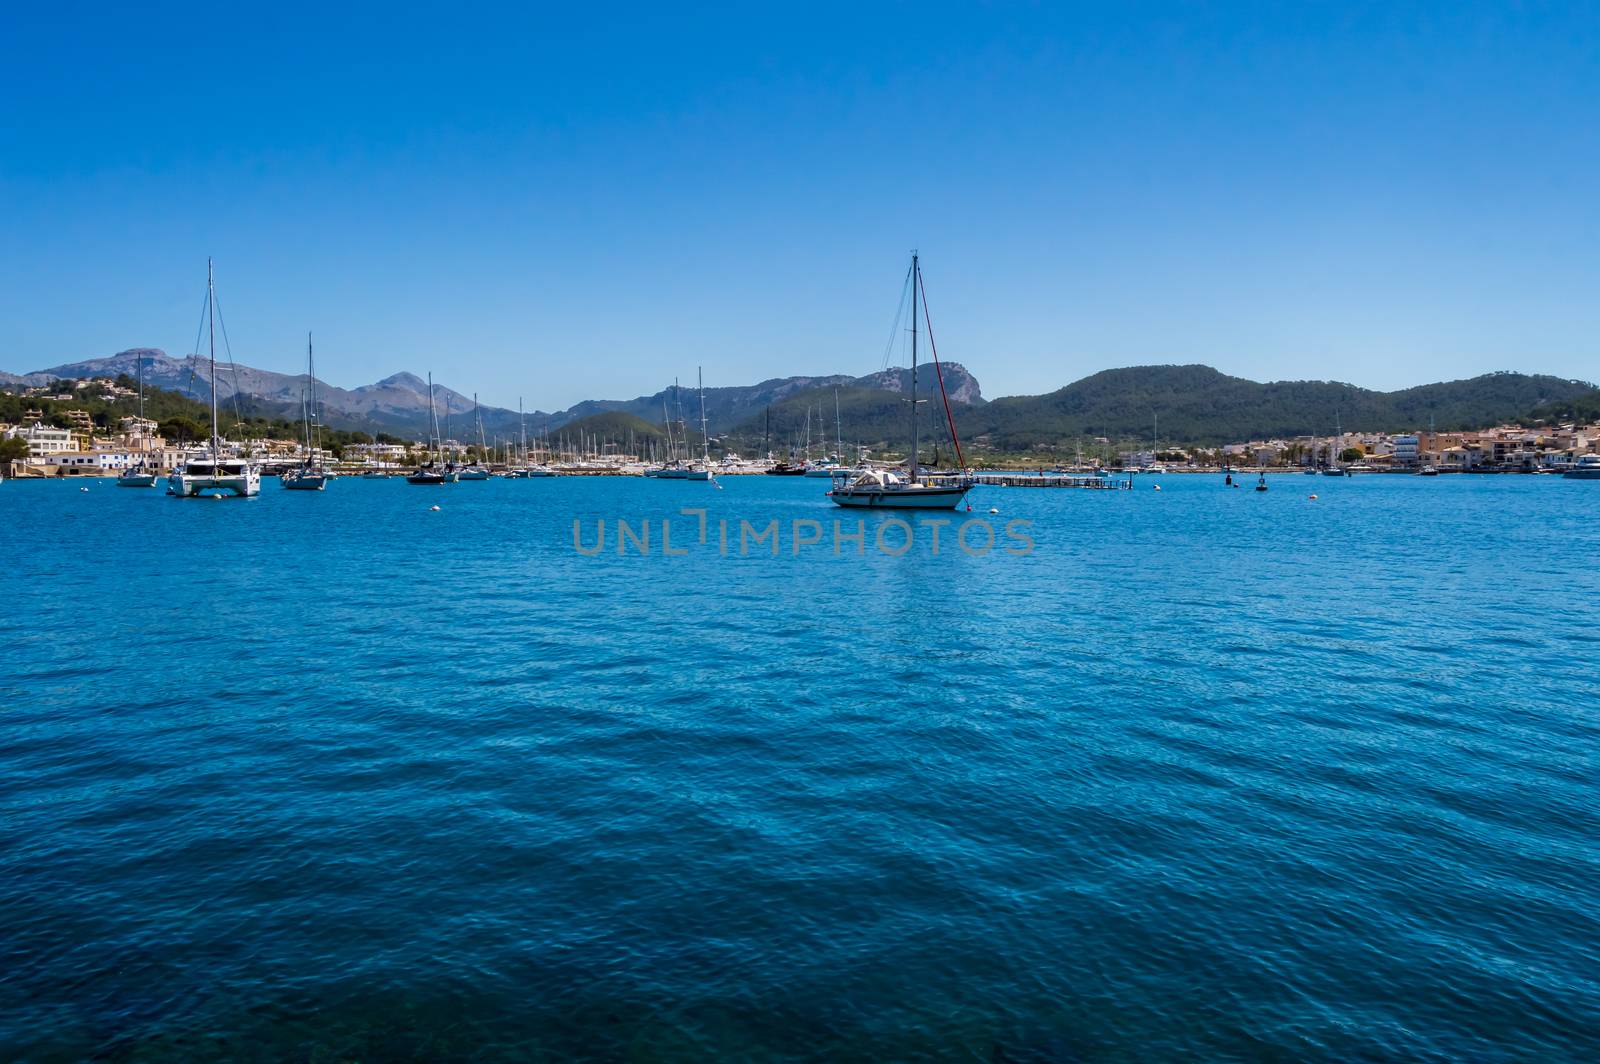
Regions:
[[765, 461, 807, 475], [457, 394, 491, 478], [118, 354, 159, 486], [1418, 465, 1440, 477], [283, 333, 329, 491], [1254, 473, 1268, 492], [1562, 454, 1600, 480], [361, 470, 390, 480], [169, 260, 261, 498], [830, 253, 971, 511], [408, 373, 455, 485]]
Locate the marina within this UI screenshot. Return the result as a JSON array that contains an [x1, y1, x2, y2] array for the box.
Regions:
[[6, 4, 1600, 1059]]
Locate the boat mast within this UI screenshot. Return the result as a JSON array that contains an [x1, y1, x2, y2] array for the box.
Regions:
[[427, 372, 439, 463], [474, 393, 486, 461], [207, 258, 219, 455], [698, 366, 710, 467], [307, 332, 317, 467], [909, 252, 919, 483], [834, 388, 842, 461]]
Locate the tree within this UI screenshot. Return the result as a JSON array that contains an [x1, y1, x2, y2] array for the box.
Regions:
[[0, 437, 30, 464], [1340, 447, 1364, 463], [160, 416, 207, 444]]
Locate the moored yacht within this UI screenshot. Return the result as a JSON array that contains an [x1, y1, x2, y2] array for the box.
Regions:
[[830, 253, 971, 510], [168, 260, 261, 498], [117, 353, 159, 487], [283, 333, 329, 491], [407, 373, 458, 484], [1562, 454, 1600, 479]]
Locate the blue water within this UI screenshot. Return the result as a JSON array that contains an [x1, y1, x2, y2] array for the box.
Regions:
[[2, 473, 1597, 1060]]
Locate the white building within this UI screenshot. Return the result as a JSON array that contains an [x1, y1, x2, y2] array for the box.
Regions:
[[6, 423, 75, 456], [1392, 435, 1420, 467]]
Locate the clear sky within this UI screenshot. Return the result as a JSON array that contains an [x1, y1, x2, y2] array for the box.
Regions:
[[3, 1, 1597, 409]]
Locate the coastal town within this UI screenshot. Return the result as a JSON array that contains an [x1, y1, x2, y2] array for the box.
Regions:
[[5, 372, 1600, 479]]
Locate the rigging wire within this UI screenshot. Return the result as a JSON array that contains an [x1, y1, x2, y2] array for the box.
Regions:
[[877, 263, 914, 373], [916, 267, 966, 471], [209, 290, 248, 440], [182, 289, 210, 405]]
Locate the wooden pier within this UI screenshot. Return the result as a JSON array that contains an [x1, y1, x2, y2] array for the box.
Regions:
[[965, 472, 1135, 489]]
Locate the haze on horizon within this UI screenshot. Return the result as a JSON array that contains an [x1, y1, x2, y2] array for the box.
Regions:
[[3, 2, 1597, 410]]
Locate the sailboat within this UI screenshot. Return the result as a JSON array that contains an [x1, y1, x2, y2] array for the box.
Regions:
[[686, 367, 713, 480], [167, 260, 262, 497], [1322, 413, 1353, 476], [283, 333, 328, 490], [407, 373, 457, 484], [646, 381, 692, 478], [117, 351, 159, 486], [830, 253, 972, 509], [458, 394, 490, 479]]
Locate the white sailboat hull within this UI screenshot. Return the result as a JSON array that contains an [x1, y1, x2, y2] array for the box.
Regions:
[[829, 484, 970, 509]]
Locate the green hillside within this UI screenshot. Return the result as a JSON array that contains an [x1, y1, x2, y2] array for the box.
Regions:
[[959, 366, 1595, 449]]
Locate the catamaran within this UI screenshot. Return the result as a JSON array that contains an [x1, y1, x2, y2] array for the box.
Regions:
[[830, 253, 971, 509], [168, 260, 262, 498], [116, 351, 159, 487], [283, 333, 328, 490]]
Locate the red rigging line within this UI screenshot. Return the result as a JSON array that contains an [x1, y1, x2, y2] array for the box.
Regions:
[[916, 267, 966, 470]]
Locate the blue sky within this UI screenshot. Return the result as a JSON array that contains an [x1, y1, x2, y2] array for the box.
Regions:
[[3, 1, 1597, 409]]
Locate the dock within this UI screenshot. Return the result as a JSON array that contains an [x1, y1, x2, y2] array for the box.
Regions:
[[965, 472, 1135, 489]]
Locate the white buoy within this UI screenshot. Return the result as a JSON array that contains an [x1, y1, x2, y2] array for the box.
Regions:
[[1153, 485, 1162, 491], [1309, 494, 1319, 500], [430, 505, 441, 511], [988, 507, 999, 514], [80, 487, 89, 492]]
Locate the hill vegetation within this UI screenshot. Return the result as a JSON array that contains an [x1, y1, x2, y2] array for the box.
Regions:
[[0, 375, 406, 455]]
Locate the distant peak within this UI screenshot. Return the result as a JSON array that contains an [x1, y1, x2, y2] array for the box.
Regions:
[[372, 372, 426, 389]]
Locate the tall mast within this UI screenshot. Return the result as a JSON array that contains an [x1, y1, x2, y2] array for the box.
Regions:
[[207, 258, 219, 453], [427, 372, 439, 461], [698, 366, 709, 466], [307, 332, 317, 464], [474, 392, 486, 459], [136, 352, 145, 422], [834, 388, 842, 459], [909, 252, 919, 482]]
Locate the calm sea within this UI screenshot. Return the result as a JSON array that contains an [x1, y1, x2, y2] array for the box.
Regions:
[[2, 473, 1597, 1060]]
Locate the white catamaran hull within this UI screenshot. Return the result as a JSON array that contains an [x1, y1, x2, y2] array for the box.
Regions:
[[168, 471, 261, 497]]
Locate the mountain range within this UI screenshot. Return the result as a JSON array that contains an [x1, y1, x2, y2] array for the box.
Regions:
[[3, 349, 1594, 448], [0, 349, 981, 443]]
